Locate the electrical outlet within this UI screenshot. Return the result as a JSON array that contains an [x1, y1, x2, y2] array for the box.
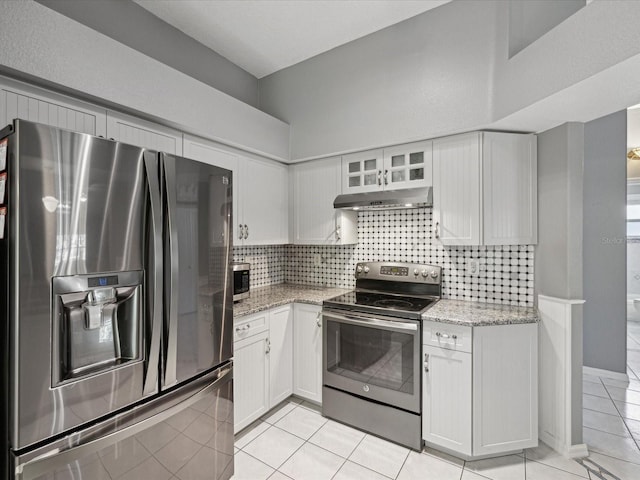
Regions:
[[313, 254, 322, 266], [467, 259, 479, 276]]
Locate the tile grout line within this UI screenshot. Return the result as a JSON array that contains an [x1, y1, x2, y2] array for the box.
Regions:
[[600, 376, 640, 452]]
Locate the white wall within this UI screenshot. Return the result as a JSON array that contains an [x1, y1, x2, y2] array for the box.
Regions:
[[35, 0, 260, 108], [259, 0, 640, 161], [259, 0, 496, 160], [0, 0, 289, 161]]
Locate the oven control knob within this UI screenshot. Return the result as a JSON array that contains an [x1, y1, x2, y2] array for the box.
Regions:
[[421, 269, 428, 278], [363, 266, 370, 274], [430, 270, 438, 278], [356, 265, 363, 274], [414, 269, 419, 276], [363, 385, 370, 392]]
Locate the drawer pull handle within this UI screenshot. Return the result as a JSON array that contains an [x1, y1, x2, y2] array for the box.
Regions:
[[436, 332, 457, 340], [235, 324, 251, 333], [316, 312, 322, 328], [424, 353, 429, 372]]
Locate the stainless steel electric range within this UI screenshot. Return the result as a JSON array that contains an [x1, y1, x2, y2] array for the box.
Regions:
[[322, 261, 442, 450]]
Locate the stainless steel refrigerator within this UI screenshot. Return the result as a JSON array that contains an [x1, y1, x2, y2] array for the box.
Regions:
[[0, 120, 234, 480]]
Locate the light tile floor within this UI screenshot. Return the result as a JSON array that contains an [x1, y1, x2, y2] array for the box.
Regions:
[[231, 321, 640, 479]]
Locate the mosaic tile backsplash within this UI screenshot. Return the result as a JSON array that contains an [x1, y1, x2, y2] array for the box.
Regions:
[[233, 208, 534, 306]]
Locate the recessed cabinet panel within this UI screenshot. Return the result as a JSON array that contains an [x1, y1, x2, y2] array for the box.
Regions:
[[1, 78, 106, 136], [291, 157, 357, 245], [106, 111, 182, 154], [383, 141, 433, 190], [269, 306, 293, 407], [433, 133, 482, 245], [234, 330, 269, 433], [293, 303, 323, 403], [342, 149, 383, 193], [422, 345, 472, 456], [483, 133, 537, 245]]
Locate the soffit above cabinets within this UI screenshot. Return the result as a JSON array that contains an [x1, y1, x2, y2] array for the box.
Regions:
[[133, 0, 450, 78]]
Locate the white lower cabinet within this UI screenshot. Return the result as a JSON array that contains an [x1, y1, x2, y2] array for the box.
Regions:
[[422, 345, 472, 456], [268, 306, 293, 407], [234, 329, 269, 433], [422, 321, 538, 459], [233, 305, 292, 433], [292, 303, 323, 403]]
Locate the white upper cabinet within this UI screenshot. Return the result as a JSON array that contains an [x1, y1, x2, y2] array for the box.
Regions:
[[184, 135, 289, 246], [290, 157, 357, 245], [106, 111, 183, 155], [342, 142, 433, 194], [239, 156, 289, 245], [342, 149, 383, 194], [382, 141, 433, 190], [433, 132, 537, 246], [433, 133, 482, 245], [482, 132, 537, 245], [0, 78, 106, 136]]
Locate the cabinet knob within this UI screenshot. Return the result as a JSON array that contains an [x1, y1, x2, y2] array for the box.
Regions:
[[265, 338, 271, 354], [335, 224, 341, 241], [424, 353, 429, 372], [238, 224, 244, 240], [244, 224, 249, 239], [434, 221, 440, 239], [384, 169, 389, 185], [377, 170, 382, 186], [316, 312, 322, 328]]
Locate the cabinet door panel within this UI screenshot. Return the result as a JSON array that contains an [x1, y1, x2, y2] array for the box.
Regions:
[[433, 133, 482, 245], [383, 141, 433, 190], [2, 86, 105, 136], [269, 306, 293, 407], [293, 304, 322, 403], [234, 331, 269, 433], [342, 149, 383, 194], [240, 157, 289, 245], [106, 111, 182, 154], [483, 133, 537, 245], [291, 157, 357, 245], [472, 324, 538, 455], [422, 345, 472, 456]]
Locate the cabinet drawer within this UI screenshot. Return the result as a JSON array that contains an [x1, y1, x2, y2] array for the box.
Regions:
[[423, 321, 472, 353], [234, 312, 268, 341]]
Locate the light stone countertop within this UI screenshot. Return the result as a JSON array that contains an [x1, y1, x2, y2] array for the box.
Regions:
[[233, 283, 349, 318], [422, 299, 539, 327]]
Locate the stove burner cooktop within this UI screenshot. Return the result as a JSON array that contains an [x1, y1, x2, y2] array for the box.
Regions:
[[324, 290, 437, 318]]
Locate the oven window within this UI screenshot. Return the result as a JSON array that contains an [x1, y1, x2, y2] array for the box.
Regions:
[[326, 320, 414, 394]]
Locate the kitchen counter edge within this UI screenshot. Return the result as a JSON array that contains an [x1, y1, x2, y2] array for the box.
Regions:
[[422, 299, 539, 327], [234, 284, 350, 318]]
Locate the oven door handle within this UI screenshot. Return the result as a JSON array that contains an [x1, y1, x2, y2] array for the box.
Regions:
[[322, 310, 418, 332]]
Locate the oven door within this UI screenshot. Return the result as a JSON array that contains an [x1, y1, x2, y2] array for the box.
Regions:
[[322, 309, 421, 413]]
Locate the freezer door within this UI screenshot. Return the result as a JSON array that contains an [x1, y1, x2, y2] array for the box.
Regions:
[[162, 153, 233, 388], [13, 365, 234, 480], [6, 120, 161, 450]]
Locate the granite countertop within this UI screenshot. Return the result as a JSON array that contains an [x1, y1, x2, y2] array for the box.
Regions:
[[422, 299, 539, 327], [234, 283, 349, 318]]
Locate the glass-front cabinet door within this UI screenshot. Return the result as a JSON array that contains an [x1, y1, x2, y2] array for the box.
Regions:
[[382, 140, 433, 190], [341, 149, 383, 194]]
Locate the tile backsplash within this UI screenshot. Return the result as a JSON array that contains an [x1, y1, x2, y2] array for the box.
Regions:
[[233, 208, 534, 306]]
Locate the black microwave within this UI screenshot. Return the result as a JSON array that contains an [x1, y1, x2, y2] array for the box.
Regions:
[[233, 262, 250, 301]]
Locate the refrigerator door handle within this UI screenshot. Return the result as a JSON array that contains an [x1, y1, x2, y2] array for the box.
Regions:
[[14, 365, 233, 480], [163, 154, 179, 388], [143, 152, 162, 396]]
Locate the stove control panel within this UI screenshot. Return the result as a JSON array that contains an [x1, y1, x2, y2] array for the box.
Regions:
[[355, 262, 442, 285], [380, 266, 409, 276]]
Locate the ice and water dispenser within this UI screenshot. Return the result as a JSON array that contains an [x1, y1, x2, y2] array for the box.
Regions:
[[51, 271, 144, 386]]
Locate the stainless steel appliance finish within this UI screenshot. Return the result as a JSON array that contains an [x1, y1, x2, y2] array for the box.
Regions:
[[322, 261, 442, 450], [0, 120, 234, 480], [232, 262, 250, 301], [333, 186, 433, 210]]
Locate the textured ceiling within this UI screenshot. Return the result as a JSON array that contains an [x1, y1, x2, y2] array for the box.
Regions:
[[133, 0, 449, 78]]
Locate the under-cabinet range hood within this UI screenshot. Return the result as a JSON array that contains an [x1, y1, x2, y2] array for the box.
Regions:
[[334, 186, 432, 210]]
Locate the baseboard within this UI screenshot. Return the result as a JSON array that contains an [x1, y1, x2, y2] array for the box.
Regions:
[[583, 366, 629, 382], [565, 443, 589, 458]]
